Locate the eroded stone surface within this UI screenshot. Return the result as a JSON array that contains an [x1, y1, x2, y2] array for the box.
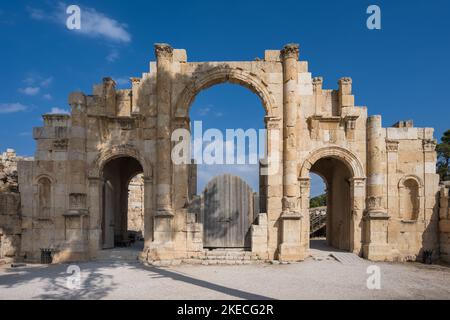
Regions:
[[3, 43, 446, 264]]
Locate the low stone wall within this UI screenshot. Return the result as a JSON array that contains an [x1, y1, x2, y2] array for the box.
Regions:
[[128, 174, 144, 237], [0, 149, 31, 263], [439, 183, 450, 263], [0, 192, 21, 262]]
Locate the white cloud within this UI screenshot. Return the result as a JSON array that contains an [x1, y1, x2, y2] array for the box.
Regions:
[[27, 7, 46, 21], [28, 3, 131, 43], [106, 50, 120, 62], [19, 87, 40, 96], [43, 94, 53, 100], [40, 77, 53, 88], [79, 7, 131, 43], [196, 164, 259, 193], [0, 103, 28, 114], [48, 107, 69, 114], [114, 77, 129, 87], [197, 107, 211, 116]]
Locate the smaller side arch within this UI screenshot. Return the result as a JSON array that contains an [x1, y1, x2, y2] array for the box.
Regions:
[[299, 146, 365, 179], [88, 144, 152, 179], [34, 173, 56, 185], [398, 175, 423, 221], [398, 174, 423, 189]]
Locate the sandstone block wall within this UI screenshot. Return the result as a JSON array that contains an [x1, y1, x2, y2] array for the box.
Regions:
[[439, 183, 450, 263]]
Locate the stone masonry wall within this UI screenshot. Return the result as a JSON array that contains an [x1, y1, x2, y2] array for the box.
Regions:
[[128, 174, 144, 237], [439, 183, 450, 263]]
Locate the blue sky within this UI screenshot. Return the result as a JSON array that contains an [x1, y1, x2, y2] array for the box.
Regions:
[[0, 0, 449, 195]]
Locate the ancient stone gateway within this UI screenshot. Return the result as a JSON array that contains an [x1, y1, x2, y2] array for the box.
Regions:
[[17, 43, 442, 264]]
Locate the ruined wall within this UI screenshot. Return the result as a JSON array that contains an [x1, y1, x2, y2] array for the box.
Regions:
[[128, 174, 144, 236], [439, 183, 450, 263], [382, 121, 440, 261], [0, 149, 31, 262]]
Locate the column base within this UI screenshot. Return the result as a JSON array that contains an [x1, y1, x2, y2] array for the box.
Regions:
[[362, 210, 392, 261], [140, 242, 176, 262], [362, 243, 393, 261], [278, 243, 307, 262]]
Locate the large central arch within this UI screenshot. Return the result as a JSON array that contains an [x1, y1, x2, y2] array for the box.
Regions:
[[174, 65, 276, 118], [175, 64, 276, 252]]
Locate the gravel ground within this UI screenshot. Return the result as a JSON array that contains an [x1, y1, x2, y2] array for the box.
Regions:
[[1, 253, 449, 300]]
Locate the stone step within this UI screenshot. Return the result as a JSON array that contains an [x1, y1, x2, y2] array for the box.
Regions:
[[329, 252, 365, 265], [181, 259, 264, 266]]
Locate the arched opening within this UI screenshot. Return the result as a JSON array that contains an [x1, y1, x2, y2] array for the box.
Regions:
[[308, 157, 353, 252], [188, 82, 267, 249], [101, 156, 144, 250]]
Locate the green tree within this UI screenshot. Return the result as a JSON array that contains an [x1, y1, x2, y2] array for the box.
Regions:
[[310, 193, 327, 208], [437, 129, 450, 181]]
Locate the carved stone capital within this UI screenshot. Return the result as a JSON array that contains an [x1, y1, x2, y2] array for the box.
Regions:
[[282, 196, 298, 212], [386, 139, 399, 152], [298, 177, 310, 189], [350, 177, 366, 188], [172, 116, 190, 129], [423, 139, 437, 152], [312, 77, 323, 90], [344, 115, 359, 131], [366, 196, 383, 211], [53, 139, 68, 150], [130, 77, 141, 84], [264, 116, 282, 130], [103, 77, 116, 86], [338, 77, 352, 85], [280, 43, 299, 60], [154, 43, 173, 59]]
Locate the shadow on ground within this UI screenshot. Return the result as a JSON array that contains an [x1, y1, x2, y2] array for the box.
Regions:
[[0, 242, 272, 300]]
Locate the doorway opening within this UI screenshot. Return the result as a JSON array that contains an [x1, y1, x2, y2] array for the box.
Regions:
[[309, 157, 352, 252], [101, 156, 144, 251]]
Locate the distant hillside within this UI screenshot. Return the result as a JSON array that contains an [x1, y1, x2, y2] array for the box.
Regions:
[[310, 193, 326, 208]]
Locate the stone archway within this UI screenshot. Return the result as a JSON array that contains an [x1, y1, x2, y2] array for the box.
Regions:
[[174, 65, 276, 118], [173, 64, 278, 253], [299, 146, 366, 254], [87, 146, 153, 257]]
